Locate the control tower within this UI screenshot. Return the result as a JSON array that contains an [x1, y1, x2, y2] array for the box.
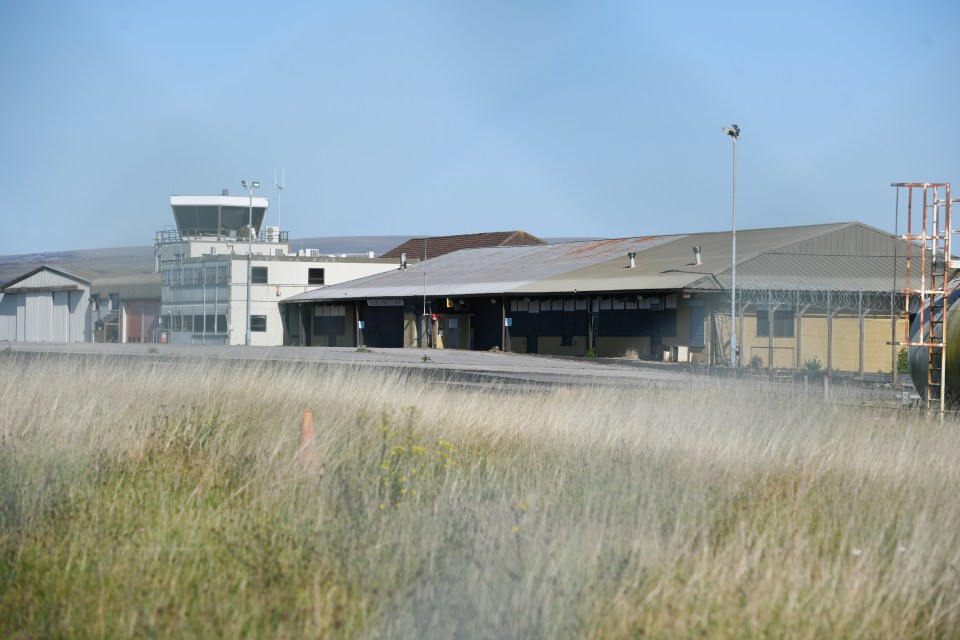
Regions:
[[157, 192, 287, 261]]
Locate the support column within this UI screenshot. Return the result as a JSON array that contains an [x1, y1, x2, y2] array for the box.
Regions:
[[827, 290, 834, 373], [587, 296, 595, 352], [890, 290, 897, 384], [767, 285, 774, 371], [795, 285, 802, 370], [858, 289, 865, 379]]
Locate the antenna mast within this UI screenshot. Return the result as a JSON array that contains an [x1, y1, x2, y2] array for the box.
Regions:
[[273, 168, 285, 231]]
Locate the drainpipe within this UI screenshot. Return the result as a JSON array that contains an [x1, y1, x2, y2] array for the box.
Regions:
[[501, 297, 506, 351]]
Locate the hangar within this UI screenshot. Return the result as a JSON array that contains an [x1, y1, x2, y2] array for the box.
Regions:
[[0, 266, 91, 342], [282, 222, 918, 375]]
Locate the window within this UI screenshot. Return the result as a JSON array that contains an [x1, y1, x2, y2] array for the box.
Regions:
[[251, 267, 268, 284], [308, 268, 325, 286], [757, 308, 795, 338], [251, 315, 267, 332], [216, 315, 227, 333]]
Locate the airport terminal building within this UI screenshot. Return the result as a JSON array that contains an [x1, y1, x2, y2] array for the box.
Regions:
[[283, 222, 915, 375], [155, 193, 401, 345]]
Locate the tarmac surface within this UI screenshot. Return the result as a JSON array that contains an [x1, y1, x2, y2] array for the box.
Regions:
[[2, 342, 913, 405], [1, 341, 696, 390]]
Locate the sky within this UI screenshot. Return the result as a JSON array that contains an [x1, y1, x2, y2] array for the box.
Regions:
[[1, 1, 958, 255]]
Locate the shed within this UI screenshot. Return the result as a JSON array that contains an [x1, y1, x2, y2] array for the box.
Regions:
[[0, 266, 91, 342]]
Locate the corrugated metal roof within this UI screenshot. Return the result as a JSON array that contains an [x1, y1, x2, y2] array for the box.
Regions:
[[703, 254, 918, 291], [90, 273, 162, 299], [285, 235, 682, 301], [515, 223, 853, 294], [381, 231, 546, 259], [284, 222, 923, 303]]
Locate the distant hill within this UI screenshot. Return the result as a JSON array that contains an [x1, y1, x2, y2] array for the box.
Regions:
[[0, 246, 156, 285], [0, 237, 411, 286], [0, 235, 598, 286]]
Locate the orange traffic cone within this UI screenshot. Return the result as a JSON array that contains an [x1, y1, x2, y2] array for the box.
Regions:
[[299, 407, 319, 472]]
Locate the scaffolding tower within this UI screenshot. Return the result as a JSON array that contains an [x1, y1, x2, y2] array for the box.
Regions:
[[893, 182, 953, 412]]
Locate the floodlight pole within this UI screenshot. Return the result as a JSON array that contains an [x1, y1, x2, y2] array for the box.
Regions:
[[242, 179, 260, 346], [422, 236, 428, 348], [722, 124, 740, 367]]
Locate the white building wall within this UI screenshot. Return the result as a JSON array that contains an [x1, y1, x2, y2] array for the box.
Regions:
[[0, 293, 17, 340], [0, 288, 90, 343], [158, 240, 399, 346], [16, 297, 25, 341], [225, 258, 400, 346], [69, 290, 90, 342], [52, 291, 70, 341], [15, 270, 85, 290]]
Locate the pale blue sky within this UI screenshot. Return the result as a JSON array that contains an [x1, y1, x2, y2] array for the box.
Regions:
[[1, 1, 958, 254]]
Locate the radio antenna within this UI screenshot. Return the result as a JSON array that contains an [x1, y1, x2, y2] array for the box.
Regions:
[[272, 168, 285, 231]]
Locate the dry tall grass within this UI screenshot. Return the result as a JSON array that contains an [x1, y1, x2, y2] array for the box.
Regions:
[[1, 352, 958, 638]]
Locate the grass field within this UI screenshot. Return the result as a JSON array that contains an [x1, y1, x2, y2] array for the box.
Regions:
[[1, 353, 959, 638]]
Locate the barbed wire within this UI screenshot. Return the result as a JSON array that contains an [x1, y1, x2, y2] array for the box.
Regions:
[[719, 284, 917, 315]]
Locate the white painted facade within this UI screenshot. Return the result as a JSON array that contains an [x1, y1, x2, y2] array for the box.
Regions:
[[227, 256, 403, 346], [159, 251, 401, 346], [157, 194, 401, 346]]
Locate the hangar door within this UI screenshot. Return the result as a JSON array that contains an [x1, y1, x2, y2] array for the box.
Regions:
[[25, 293, 53, 341], [1, 291, 84, 342]]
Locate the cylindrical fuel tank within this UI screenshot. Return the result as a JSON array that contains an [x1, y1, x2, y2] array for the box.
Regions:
[[908, 283, 960, 405]]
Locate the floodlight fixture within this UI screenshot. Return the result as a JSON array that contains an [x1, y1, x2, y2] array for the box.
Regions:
[[722, 124, 740, 139]]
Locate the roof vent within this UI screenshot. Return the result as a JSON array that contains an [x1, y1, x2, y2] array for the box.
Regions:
[[627, 252, 636, 269], [693, 245, 702, 266], [400, 252, 408, 271]]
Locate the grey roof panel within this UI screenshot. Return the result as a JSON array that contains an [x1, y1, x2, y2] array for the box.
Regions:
[[284, 222, 917, 303], [285, 235, 683, 302]]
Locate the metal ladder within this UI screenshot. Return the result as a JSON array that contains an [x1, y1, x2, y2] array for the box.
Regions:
[[894, 183, 952, 412]]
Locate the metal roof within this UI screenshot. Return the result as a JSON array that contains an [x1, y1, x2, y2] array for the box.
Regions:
[[706, 254, 914, 292], [285, 236, 682, 301], [381, 231, 545, 259], [283, 222, 921, 303], [90, 273, 162, 300]]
